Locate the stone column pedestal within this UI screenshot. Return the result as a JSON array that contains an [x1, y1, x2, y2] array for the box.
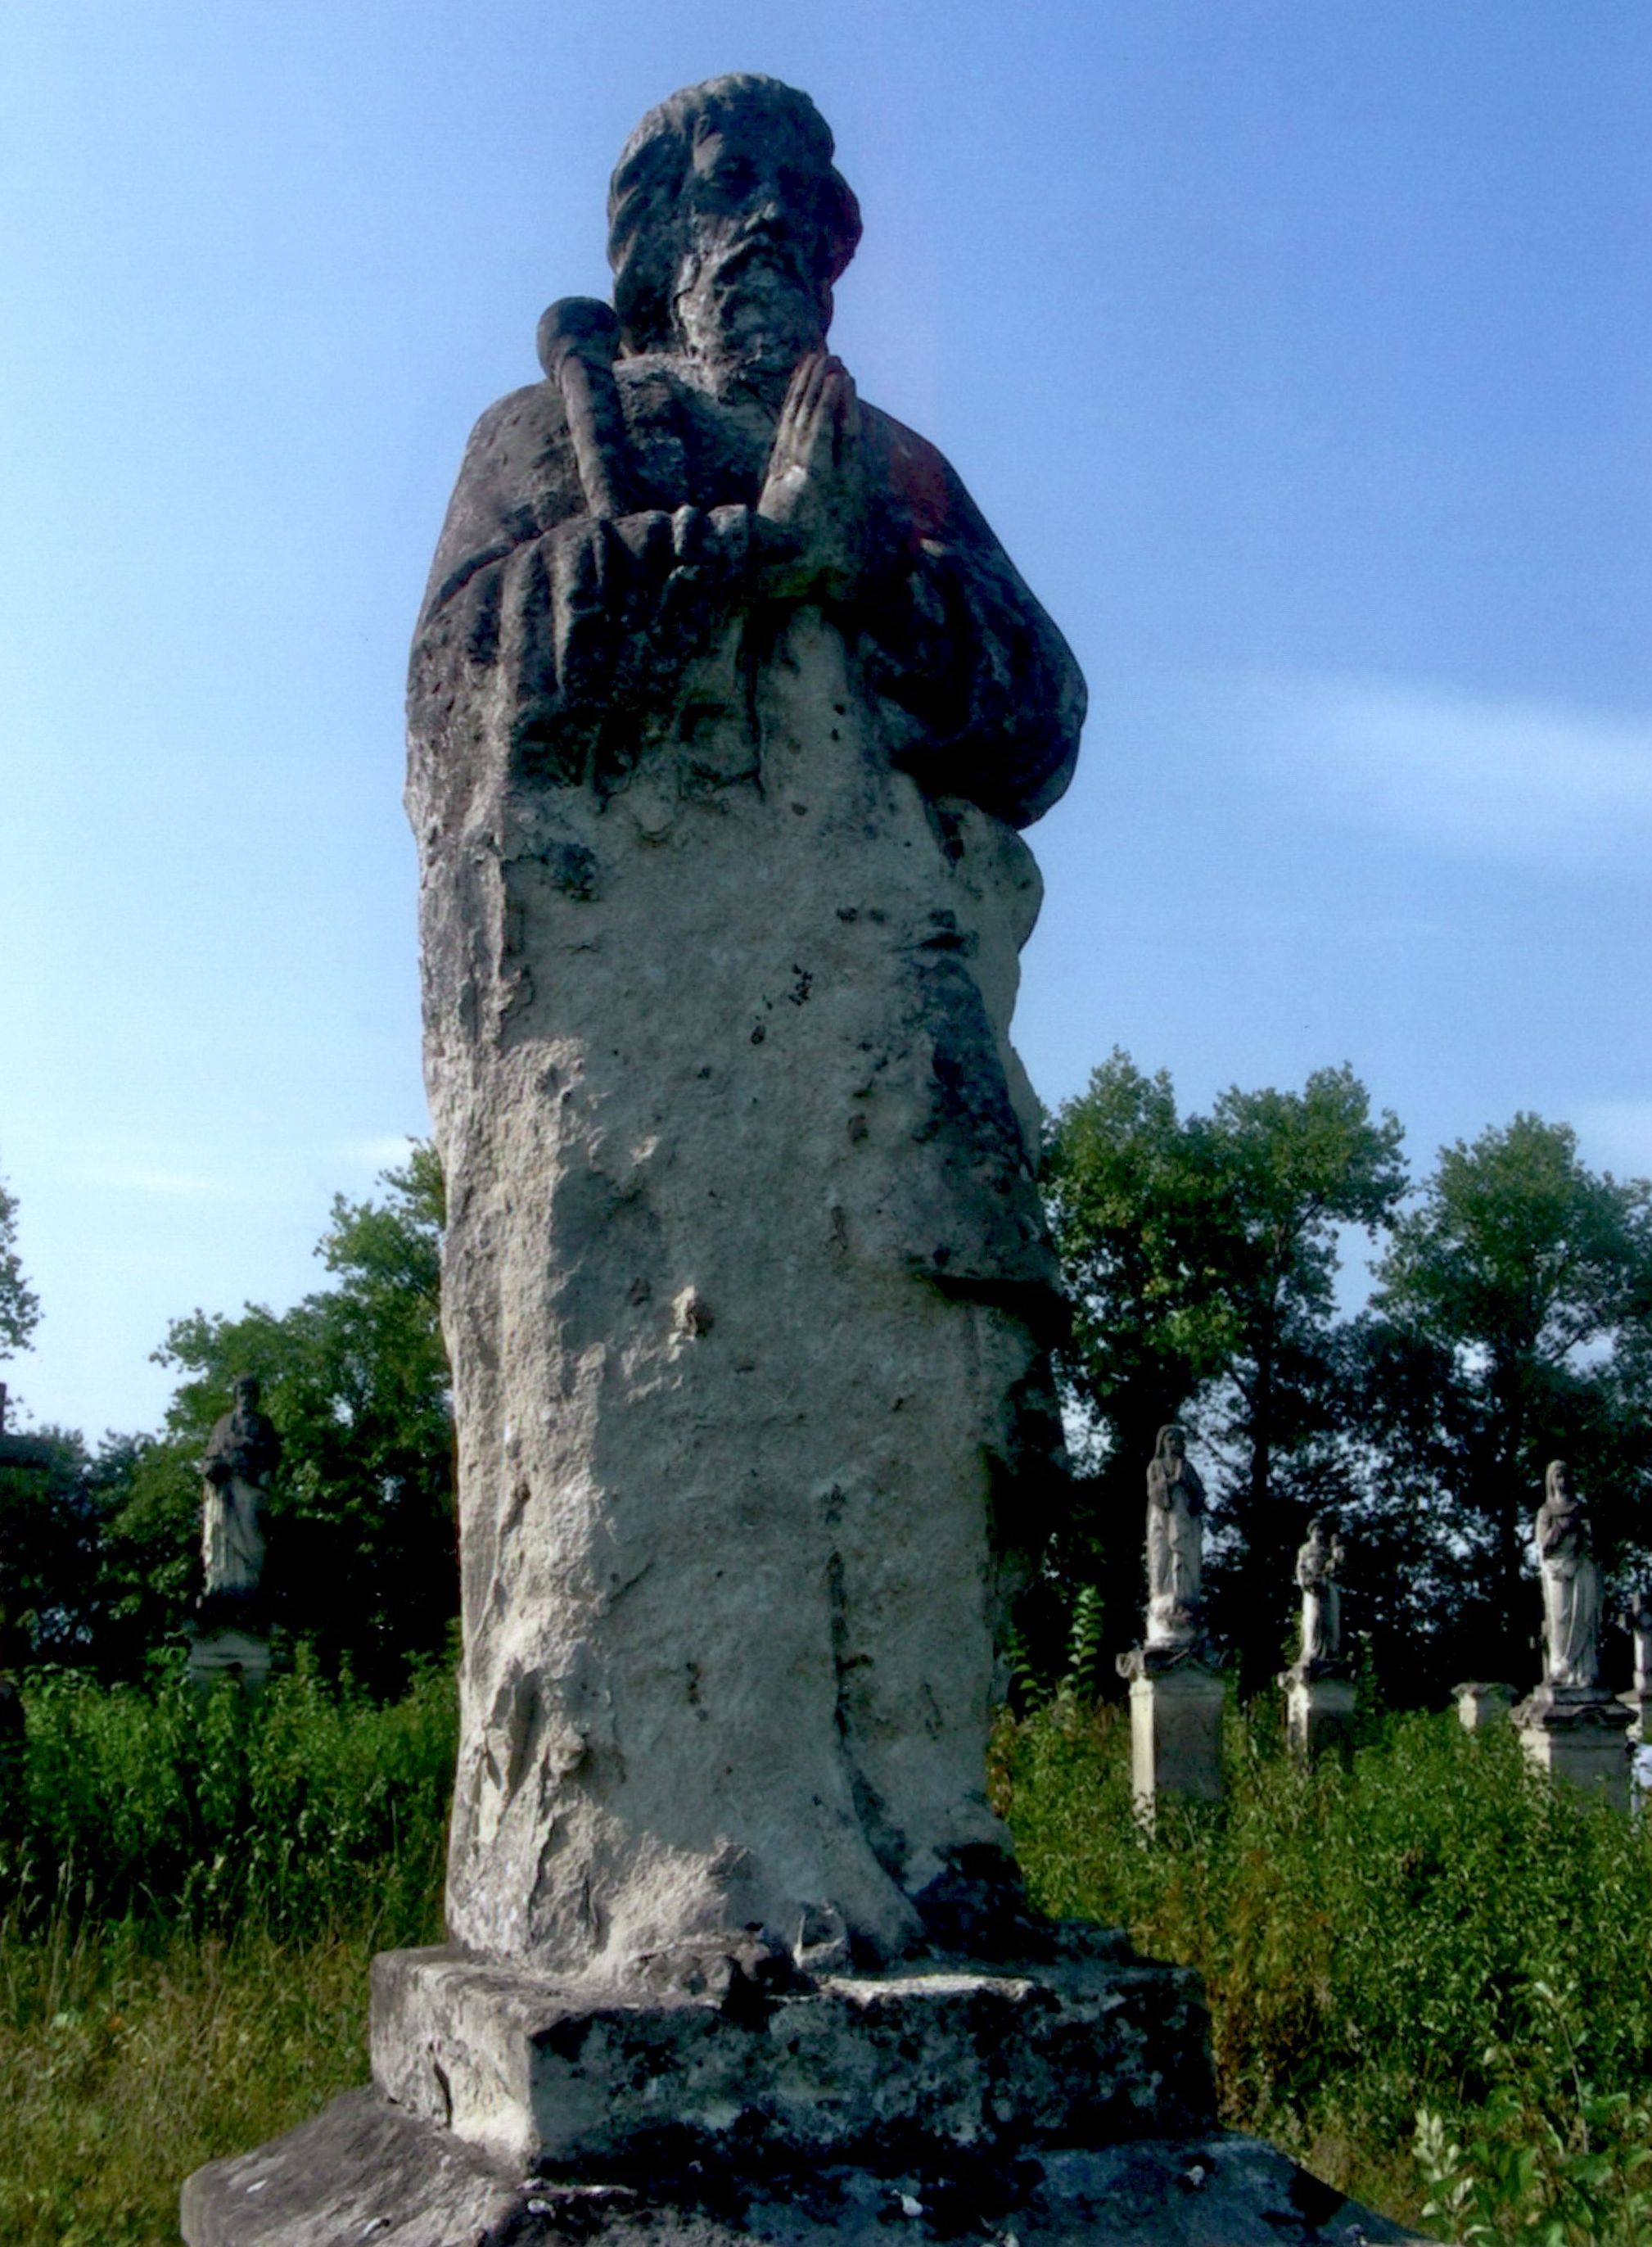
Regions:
[[1452, 1681, 1515, 1733], [187, 1628, 271, 1695], [1281, 1666, 1356, 1761], [1514, 1685, 1633, 1809], [1117, 1648, 1224, 1815]]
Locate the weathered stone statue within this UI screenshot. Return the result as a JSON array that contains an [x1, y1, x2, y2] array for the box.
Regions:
[[1514, 1461, 1632, 1806], [407, 70, 1081, 1987], [1144, 1422, 1205, 1648], [1619, 1588, 1652, 1743], [197, 1375, 278, 1625], [1295, 1517, 1344, 1667], [181, 77, 1424, 2246], [1536, 1458, 1601, 1688]]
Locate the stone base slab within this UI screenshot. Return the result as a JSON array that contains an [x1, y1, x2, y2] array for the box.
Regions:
[[187, 1630, 271, 1693], [368, 1929, 1213, 2170], [1515, 1686, 1633, 1809], [180, 2086, 1431, 2245], [1282, 1672, 1356, 1761], [1126, 1665, 1224, 1812]]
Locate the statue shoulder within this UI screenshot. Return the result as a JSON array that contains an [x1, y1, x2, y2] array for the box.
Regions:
[[860, 403, 986, 550], [418, 382, 580, 626]]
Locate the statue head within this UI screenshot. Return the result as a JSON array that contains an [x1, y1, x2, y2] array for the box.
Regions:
[[232, 1373, 261, 1412], [607, 75, 862, 378], [1546, 1458, 1572, 1503], [1153, 1423, 1186, 1463]]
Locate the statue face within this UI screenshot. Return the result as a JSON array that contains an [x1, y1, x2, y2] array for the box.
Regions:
[[670, 113, 834, 376]]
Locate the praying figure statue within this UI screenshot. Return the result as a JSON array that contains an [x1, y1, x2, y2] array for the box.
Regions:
[[199, 1375, 280, 1623], [1536, 1459, 1601, 1689], [1295, 1517, 1345, 1668], [1144, 1424, 1206, 1648]]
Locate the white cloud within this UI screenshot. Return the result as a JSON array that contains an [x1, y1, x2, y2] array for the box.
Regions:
[[1214, 674, 1652, 869], [78, 1161, 244, 1200]]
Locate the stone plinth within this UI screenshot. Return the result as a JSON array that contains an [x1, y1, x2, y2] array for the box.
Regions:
[[1453, 1681, 1515, 1733], [1618, 1690, 1652, 1744], [1281, 1668, 1356, 1761], [1118, 1649, 1224, 1815], [187, 1629, 271, 1694], [1514, 1685, 1633, 1809], [370, 1928, 1211, 2172], [181, 2094, 1429, 2246]]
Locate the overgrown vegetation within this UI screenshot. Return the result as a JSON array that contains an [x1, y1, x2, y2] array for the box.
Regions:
[[995, 1698, 1652, 2242]]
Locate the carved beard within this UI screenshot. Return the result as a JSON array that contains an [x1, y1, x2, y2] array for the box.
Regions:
[[671, 224, 829, 388]]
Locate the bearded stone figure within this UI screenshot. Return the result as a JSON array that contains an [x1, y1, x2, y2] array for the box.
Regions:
[[1537, 1460, 1602, 1689], [198, 1375, 279, 1625], [408, 75, 1085, 1985]]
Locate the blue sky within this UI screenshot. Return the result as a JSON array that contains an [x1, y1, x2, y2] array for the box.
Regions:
[[3, 0, 1650, 1436]]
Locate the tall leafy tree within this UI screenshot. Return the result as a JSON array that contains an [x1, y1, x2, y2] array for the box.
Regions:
[[0, 1165, 40, 1364], [103, 1143, 455, 1689], [1045, 1056, 1406, 1685], [1369, 1114, 1652, 1674]]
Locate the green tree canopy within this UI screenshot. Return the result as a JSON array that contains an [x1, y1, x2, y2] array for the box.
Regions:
[[1369, 1114, 1652, 1673], [1044, 1054, 1406, 1685], [102, 1143, 455, 1689], [0, 1165, 40, 1364]]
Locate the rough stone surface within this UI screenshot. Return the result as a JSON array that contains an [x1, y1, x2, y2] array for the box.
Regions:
[[181, 2091, 1430, 2247], [369, 1929, 1210, 2171], [1452, 1681, 1514, 1732], [1283, 1675, 1356, 1762], [1514, 1683, 1633, 1809], [406, 71, 1083, 1984], [1123, 1666, 1224, 1814], [186, 1627, 272, 1694]]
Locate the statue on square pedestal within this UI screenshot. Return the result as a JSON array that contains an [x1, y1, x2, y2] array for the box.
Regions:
[[1119, 1427, 1223, 1813], [188, 1375, 278, 1692], [1281, 1518, 1354, 1760], [1514, 1461, 1632, 1806]]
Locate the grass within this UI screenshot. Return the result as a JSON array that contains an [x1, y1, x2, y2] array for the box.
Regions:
[[6, 1673, 1652, 2243]]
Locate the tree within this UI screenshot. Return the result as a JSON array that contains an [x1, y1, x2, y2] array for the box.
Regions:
[[0, 1165, 40, 1363], [1368, 1114, 1652, 1674], [102, 1143, 456, 1689], [1044, 1055, 1406, 1686]]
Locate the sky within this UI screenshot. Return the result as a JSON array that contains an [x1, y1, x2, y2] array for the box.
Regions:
[[2, 0, 1650, 1440]]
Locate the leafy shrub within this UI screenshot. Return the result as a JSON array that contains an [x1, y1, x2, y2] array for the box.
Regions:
[[5, 1655, 454, 1943]]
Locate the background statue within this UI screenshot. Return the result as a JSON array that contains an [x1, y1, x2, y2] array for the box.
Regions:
[[1536, 1459, 1600, 1689], [1295, 1517, 1345, 1667], [409, 74, 1084, 1983], [1144, 1424, 1205, 1648], [198, 1375, 279, 1625]]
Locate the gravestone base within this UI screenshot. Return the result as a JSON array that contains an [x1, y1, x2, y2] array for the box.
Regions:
[[186, 1628, 271, 1695], [1117, 1649, 1224, 1815], [1514, 1685, 1633, 1809], [181, 1927, 1429, 2244], [1618, 1689, 1652, 1744], [1452, 1681, 1515, 1733], [1281, 1669, 1356, 1761]]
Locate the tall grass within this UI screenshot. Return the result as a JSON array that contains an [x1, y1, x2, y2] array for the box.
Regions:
[[995, 1698, 1652, 2240]]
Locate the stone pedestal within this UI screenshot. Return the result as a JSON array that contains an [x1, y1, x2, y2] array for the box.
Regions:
[[1118, 1649, 1224, 1815], [180, 1924, 1428, 2245], [1618, 1689, 1652, 1744], [187, 1629, 271, 1695], [1453, 1680, 1515, 1733], [1281, 1668, 1356, 1761], [1514, 1685, 1633, 1809]]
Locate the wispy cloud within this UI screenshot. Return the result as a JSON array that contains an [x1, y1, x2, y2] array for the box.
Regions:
[[80, 1163, 244, 1200], [1207, 674, 1652, 870]]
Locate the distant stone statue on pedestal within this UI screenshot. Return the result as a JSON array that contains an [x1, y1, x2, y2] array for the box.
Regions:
[[188, 1374, 278, 1692], [1280, 1517, 1355, 1759], [1514, 1461, 1632, 1807], [1119, 1426, 1223, 1812]]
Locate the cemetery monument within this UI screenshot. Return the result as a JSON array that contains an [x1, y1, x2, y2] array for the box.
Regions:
[[1620, 1589, 1652, 1743], [182, 75, 1421, 2245], [187, 1373, 278, 1693], [1280, 1518, 1355, 1759], [1117, 1426, 1225, 1811], [1514, 1460, 1632, 1806]]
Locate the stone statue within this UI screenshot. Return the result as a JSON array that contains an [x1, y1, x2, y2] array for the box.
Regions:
[[407, 75, 1084, 1986], [1536, 1458, 1601, 1689], [1626, 1590, 1652, 1696], [1144, 1423, 1205, 1648], [198, 1375, 279, 1623], [1294, 1517, 1345, 1668]]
